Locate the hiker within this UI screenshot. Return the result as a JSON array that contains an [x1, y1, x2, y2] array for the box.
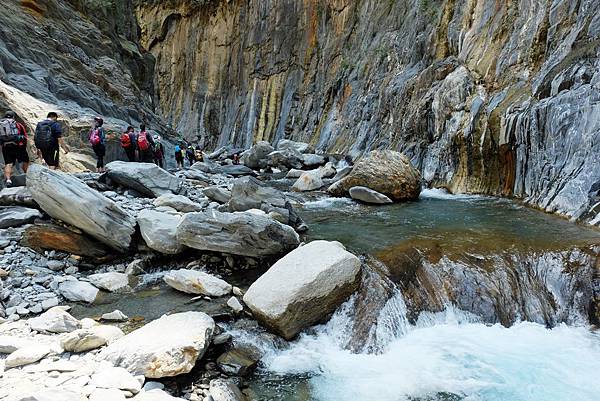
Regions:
[[153, 134, 165, 168], [120, 126, 137, 162], [194, 145, 203, 162], [34, 112, 69, 170], [137, 124, 155, 163], [88, 117, 106, 173], [174, 143, 185, 169], [0, 111, 29, 187], [185, 143, 196, 166], [232, 152, 240, 165]]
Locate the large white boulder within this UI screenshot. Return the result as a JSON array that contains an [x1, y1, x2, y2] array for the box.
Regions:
[[243, 241, 361, 339], [105, 161, 184, 198], [88, 272, 131, 293], [137, 210, 184, 255], [26, 165, 136, 252], [58, 279, 99, 303], [176, 210, 299, 257], [100, 312, 215, 378], [163, 270, 232, 297], [4, 344, 52, 368], [28, 307, 80, 333]]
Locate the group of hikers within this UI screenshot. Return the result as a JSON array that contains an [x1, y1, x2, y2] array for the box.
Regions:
[[0, 111, 203, 185], [91, 118, 166, 172]]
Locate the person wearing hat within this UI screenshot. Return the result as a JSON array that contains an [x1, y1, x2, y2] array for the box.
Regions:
[[88, 116, 106, 172], [0, 111, 29, 187]]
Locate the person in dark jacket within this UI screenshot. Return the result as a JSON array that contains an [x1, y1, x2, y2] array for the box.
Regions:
[[1, 111, 29, 187], [137, 124, 155, 163], [34, 112, 69, 170], [185, 144, 196, 167], [89, 117, 106, 172]]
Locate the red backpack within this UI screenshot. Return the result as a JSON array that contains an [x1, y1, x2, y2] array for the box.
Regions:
[[120, 132, 132, 148], [89, 128, 101, 146], [138, 131, 150, 151]]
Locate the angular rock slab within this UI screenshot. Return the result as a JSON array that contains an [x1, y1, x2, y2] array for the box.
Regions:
[[21, 222, 112, 260], [349, 186, 393, 204], [26, 165, 136, 252], [137, 210, 184, 255], [59, 280, 99, 303], [242, 141, 273, 170], [0, 186, 37, 207], [292, 170, 323, 191], [328, 150, 421, 201], [177, 210, 299, 257], [153, 193, 203, 213], [164, 270, 232, 297], [88, 272, 131, 293], [132, 389, 185, 400], [0, 206, 42, 228], [243, 241, 361, 339], [28, 307, 80, 333], [61, 325, 124, 352], [105, 161, 184, 198], [100, 311, 215, 378]]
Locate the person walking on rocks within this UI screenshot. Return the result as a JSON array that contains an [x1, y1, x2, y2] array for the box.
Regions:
[[152, 134, 165, 168], [89, 117, 106, 173], [0, 111, 29, 187], [137, 124, 155, 163], [185, 143, 196, 167], [194, 145, 204, 163], [34, 112, 69, 170], [174, 143, 184, 169], [120, 126, 137, 162]]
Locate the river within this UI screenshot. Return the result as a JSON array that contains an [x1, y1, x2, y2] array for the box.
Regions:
[[242, 190, 600, 401]]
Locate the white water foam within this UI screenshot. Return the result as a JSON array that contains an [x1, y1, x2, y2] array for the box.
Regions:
[[260, 292, 600, 401], [302, 197, 357, 209], [419, 188, 489, 201]]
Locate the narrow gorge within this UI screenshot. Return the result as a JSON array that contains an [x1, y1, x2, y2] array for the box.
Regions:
[[0, 1, 599, 401]]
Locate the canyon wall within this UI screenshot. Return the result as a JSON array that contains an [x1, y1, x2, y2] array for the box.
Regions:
[[1, 0, 599, 223], [135, 0, 600, 222]]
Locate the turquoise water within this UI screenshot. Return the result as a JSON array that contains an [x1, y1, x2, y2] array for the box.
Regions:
[[297, 189, 600, 254], [245, 191, 600, 401]]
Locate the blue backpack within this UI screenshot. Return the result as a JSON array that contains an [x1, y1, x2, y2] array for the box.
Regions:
[[175, 145, 181, 152]]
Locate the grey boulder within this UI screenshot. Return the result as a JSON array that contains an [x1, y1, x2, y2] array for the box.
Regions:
[[26, 165, 136, 252], [242, 141, 274, 170], [58, 279, 100, 303], [137, 210, 184, 255], [153, 193, 203, 213], [105, 161, 184, 198], [0, 206, 42, 228], [0, 186, 36, 207], [349, 186, 393, 204], [276, 139, 314, 154], [176, 210, 300, 257], [203, 186, 232, 204]]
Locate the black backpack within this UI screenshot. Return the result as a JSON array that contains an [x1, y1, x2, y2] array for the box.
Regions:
[[35, 120, 54, 148]]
